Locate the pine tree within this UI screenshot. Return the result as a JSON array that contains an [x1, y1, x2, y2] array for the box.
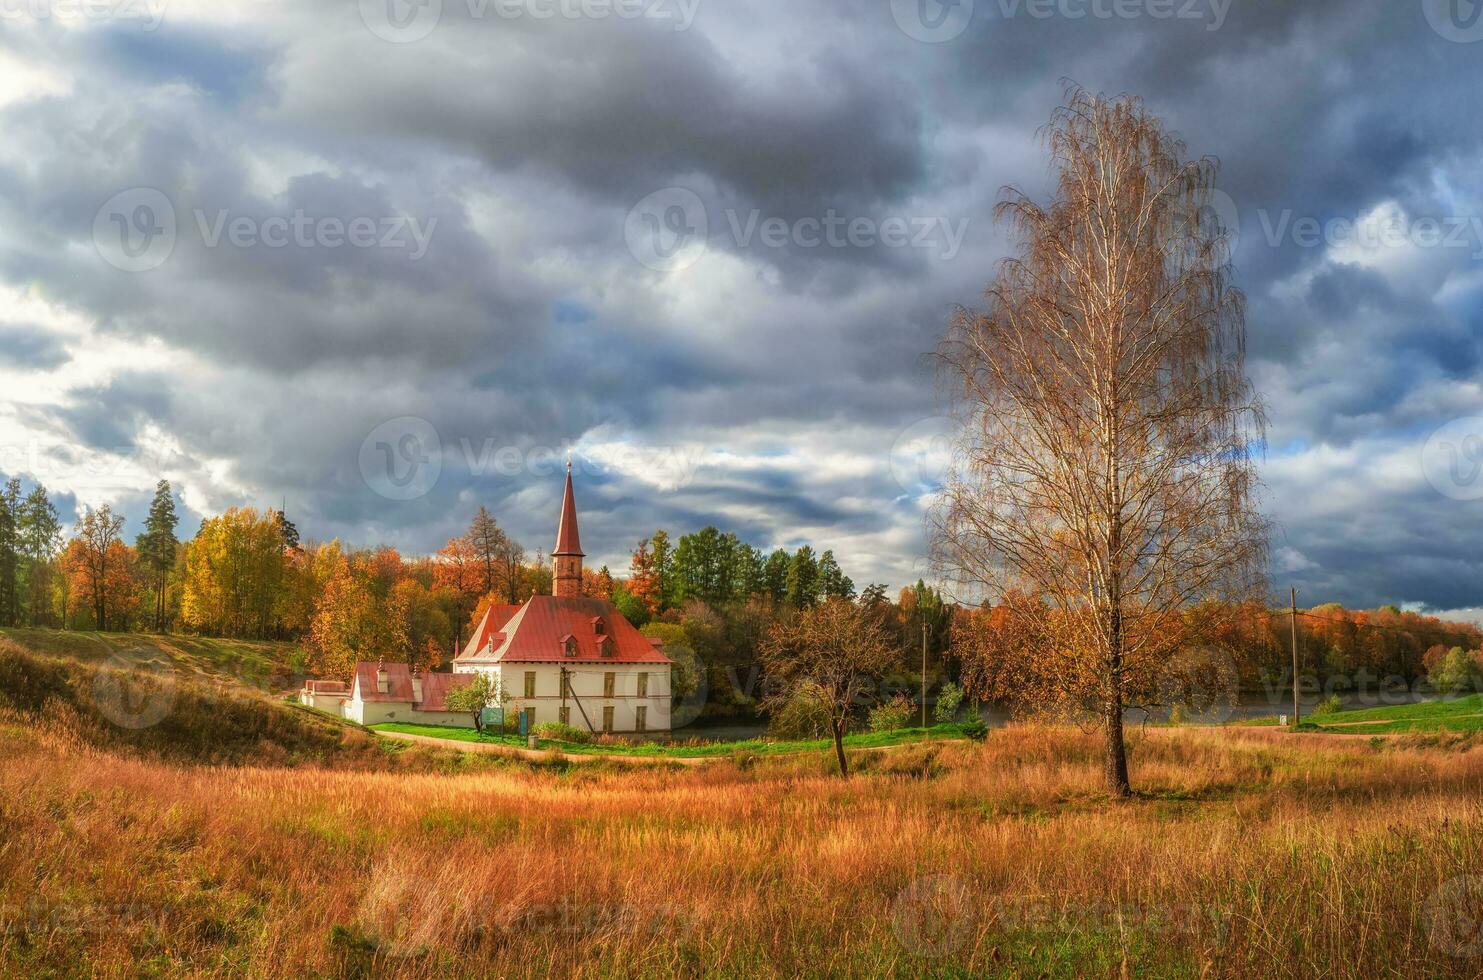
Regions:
[[136, 480, 179, 631], [784, 545, 820, 609], [817, 550, 855, 601], [18, 485, 61, 627], [0, 480, 18, 627]]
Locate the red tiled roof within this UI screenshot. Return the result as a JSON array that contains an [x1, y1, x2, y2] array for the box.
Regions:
[[350, 662, 476, 710], [552, 465, 583, 557], [459, 594, 670, 664], [456, 603, 522, 661], [413, 672, 475, 712]]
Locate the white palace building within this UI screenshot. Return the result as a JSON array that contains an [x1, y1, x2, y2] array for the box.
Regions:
[[312, 466, 673, 735]]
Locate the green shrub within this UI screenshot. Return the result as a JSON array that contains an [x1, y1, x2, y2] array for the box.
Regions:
[[1314, 694, 1343, 717], [934, 682, 964, 723], [533, 721, 592, 744], [868, 693, 917, 733], [1168, 703, 1188, 725], [960, 718, 988, 741]]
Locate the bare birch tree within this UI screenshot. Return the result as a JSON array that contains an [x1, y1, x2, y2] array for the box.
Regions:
[[933, 87, 1268, 798]]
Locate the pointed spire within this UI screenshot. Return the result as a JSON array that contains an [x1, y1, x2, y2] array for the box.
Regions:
[[553, 463, 583, 558]]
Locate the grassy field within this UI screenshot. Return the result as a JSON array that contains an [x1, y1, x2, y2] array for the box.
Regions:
[[3, 718, 1483, 976], [1239, 694, 1483, 735], [371, 721, 985, 757], [5, 630, 1483, 976]]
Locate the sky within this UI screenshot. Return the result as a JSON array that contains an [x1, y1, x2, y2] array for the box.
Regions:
[[1, 0, 1482, 619]]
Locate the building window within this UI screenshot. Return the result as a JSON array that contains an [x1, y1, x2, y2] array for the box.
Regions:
[[603, 672, 615, 698], [637, 672, 648, 698], [524, 671, 536, 699], [636, 706, 647, 732], [593, 616, 606, 636], [602, 706, 614, 733], [598, 636, 613, 658], [559, 706, 570, 726], [563, 636, 577, 657], [524, 706, 535, 730]]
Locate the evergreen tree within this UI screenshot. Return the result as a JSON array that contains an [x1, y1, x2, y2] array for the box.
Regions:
[[784, 545, 820, 609], [18, 485, 61, 627], [0, 479, 18, 627], [817, 550, 855, 601], [762, 548, 790, 604], [273, 509, 300, 551], [137, 480, 179, 631]]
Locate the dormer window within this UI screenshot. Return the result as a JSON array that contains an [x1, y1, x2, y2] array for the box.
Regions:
[[562, 635, 578, 658], [597, 635, 613, 658], [592, 616, 606, 637]]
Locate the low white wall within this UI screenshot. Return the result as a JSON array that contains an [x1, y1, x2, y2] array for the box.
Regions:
[[345, 700, 476, 729]]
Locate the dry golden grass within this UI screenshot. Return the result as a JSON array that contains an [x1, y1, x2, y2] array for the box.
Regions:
[[3, 721, 1482, 978]]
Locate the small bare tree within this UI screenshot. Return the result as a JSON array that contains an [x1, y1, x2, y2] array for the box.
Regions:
[[934, 87, 1267, 798], [760, 598, 901, 776]]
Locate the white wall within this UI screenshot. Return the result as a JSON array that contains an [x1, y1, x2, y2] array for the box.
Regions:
[[343, 698, 476, 729], [455, 662, 671, 733]]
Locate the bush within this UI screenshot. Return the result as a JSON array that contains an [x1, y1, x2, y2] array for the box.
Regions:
[[934, 682, 964, 723], [1314, 694, 1343, 717], [532, 721, 592, 744], [1428, 647, 1483, 696], [959, 718, 988, 741], [1168, 703, 1188, 725], [768, 689, 831, 740], [868, 693, 917, 733]]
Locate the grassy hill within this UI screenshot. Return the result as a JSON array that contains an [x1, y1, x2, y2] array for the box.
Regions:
[[0, 630, 516, 773], [0, 627, 307, 692]]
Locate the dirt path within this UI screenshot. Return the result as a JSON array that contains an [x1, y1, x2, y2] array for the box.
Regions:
[[378, 730, 968, 765], [378, 730, 715, 765]]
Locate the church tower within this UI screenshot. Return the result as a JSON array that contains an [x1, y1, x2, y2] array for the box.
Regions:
[[552, 461, 584, 598]]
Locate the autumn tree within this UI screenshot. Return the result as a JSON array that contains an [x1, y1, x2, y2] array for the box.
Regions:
[[934, 87, 1267, 797], [626, 538, 661, 614], [67, 504, 131, 630], [178, 508, 288, 638], [467, 507, 524, 604], [307, 554, 382, 678], [760, 598, 901, 776]]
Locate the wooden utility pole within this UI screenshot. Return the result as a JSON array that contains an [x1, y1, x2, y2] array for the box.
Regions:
[[1290, 587, 1300, 728], [921, 621, 928, 729]]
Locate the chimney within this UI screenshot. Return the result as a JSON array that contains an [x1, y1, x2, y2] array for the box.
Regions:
[[375, 659, 388, 695]]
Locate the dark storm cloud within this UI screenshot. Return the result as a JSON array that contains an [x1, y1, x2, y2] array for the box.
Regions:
[[0, 1, 1480, 607]]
